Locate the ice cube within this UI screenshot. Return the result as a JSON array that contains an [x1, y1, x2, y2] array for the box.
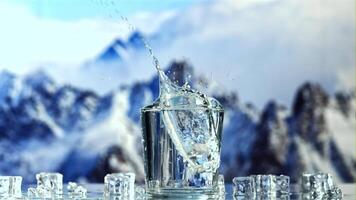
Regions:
[[322, 187, 343, 200], [67, 182, 87, 198], [251, 175, 262, 194], [0, 177, 10, 198], [275, 175, 290, 195], [0, 176, 22, 198], [104, 173, 135, 199], [216, 174, 225, 195], [260, 175, 276, 194], [135, 185, 146, 200], [233, 176, 253, 196], [301, 173, 313, 193], [27, 187, 39, 198], [321, 173, 334, 192], [36, 172, 63, 198], [301, 172, 341, 199], [67, 182, 78, 192]]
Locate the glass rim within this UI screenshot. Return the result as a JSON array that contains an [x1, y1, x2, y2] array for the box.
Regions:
[[141, 106, 224, 112]]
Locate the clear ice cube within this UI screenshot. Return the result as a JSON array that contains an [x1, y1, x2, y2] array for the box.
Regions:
[[301, 173, 313, 193], [260, 175, 276, 194], [104, 173, 135, 199], [0, 176, 22, 198], [233, 177, 253, 196], [275, 175, 290, 195], [162, 109, 221, 173], [301, 172, 342, 199], [304, 172, 334, 194], [27, 187, 39, 198], [135, 185, 146, 200], [36, 172, 63, 198], [216, 174, 225, 195], [321, 173, 334, 192], [322, 187, 343, 200], [67, 182, 87, 198], [0, 177, 10, 197], [234, 175, 290, 197]]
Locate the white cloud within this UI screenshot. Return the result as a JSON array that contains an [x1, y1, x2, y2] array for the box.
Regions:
[[151, 0, 355, 107], [336, 67, 356, 91], [0, 1, 134, 74]]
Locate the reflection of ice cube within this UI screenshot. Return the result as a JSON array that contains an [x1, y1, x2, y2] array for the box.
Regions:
[[67, 182, 87, 198], [0, 176, 22, 198], [36, 172, 63, 198], [104, 173, 135, 199]]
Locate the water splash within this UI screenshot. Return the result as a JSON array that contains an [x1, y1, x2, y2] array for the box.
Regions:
[[93, 0, 223, 174]]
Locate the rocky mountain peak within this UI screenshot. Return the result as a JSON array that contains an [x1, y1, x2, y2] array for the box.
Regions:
[[292, 82, 329, 116], [291, 83, 330, 154], [335, 91, 354, 118], [248, 101, 288, 174]]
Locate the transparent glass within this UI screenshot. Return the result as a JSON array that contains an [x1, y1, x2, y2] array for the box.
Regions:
[[141, 105, 224, 198]]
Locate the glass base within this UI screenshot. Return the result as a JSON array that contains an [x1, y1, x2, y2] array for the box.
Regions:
[[146, 187, 221, 199]]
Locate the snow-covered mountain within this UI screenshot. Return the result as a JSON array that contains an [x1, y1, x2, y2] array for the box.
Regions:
[[0, 60, 354, 184], [0, 70, 144, 184]]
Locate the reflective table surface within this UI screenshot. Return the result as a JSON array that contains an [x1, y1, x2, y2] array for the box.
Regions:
[[22, 184, 355, 199]]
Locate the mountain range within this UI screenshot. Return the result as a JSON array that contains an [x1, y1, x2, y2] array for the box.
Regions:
[[0, 57, 354, 184]]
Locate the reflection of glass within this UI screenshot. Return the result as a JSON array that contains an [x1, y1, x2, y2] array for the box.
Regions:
[[141, 106, 224, 198]]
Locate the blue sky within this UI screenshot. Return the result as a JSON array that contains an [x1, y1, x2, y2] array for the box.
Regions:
[[7, 0, 196, 20]]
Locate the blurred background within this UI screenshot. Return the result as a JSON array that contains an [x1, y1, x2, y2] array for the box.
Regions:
[[0, 0, 355, 184]]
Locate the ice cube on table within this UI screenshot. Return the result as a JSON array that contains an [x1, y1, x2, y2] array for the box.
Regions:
[[216, 174, 225, 195], [0, 176, 22, 198], [36, 172, 63, 198], [301, 173, 313, 193], [67, 182, 87, 198], [303, 172, 335, 193], [0, 177, 10, 198], [300, 172, 343, 199], [321, 173, 334, 192], [27, 187, 39, 198], [260, 175, 276, 194], [275, 175, 290, 195], [234, 175, 290, 197], [104, 173, 135, 199], [322, 187, 343, 200], [233, 176, 253, 196], [135, 185, 146, 200]]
